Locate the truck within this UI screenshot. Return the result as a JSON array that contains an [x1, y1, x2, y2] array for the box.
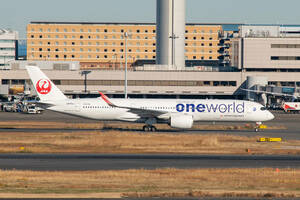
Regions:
[[282, 102, 300, 113]]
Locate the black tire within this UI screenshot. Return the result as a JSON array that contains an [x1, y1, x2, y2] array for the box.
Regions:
[[143, 125, 151, 132], [151, 126, 157, 132]]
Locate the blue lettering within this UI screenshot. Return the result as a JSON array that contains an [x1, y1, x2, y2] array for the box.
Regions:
[[206, 104, 218, 113], [236, 102, 245, 113], [176, 104, 185, 112], [196, 104, 205, 112], [175, 102, 245, 113], [186, 104, 195, 112], [219, 104, 227, 113]]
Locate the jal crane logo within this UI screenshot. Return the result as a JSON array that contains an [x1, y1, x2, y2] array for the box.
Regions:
[[36, 79, 52, 94]]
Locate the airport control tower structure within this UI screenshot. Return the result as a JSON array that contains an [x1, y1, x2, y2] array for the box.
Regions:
[[156, 0, 186, 70]]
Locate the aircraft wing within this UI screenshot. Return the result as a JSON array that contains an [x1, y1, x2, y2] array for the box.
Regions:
[[241, 88, 295, 97], [99, 92, 168, 118]]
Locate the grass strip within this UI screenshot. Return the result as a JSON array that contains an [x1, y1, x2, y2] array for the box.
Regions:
[[0, 168, 298, 198]]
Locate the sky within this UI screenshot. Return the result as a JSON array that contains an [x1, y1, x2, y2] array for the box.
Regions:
[[1, 0, 300, 38]]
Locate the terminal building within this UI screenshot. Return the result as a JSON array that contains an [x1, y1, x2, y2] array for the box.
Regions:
[[1, 24, 300, 105], [26, 21, 225, 69], [0, 29, 18, 69]]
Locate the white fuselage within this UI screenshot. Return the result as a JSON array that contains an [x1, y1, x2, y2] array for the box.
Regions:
[[46, 98, 274, 123]]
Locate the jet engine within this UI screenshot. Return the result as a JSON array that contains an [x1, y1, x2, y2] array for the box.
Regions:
[[170, 114, 193, 129]]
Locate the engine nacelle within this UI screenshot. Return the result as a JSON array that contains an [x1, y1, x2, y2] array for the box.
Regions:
[[170, 114, 193, 129]]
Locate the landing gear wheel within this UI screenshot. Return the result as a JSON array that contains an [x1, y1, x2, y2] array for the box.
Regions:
[[143, 125, 157, 132], [143, 125, 151, 132], [150, 126, 157, 132]]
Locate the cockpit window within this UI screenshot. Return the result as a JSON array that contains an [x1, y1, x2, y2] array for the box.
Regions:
[[260, 107, 267, 111]]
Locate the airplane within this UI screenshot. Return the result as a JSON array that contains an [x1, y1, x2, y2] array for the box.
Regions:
[[26, 66, 274, 132]]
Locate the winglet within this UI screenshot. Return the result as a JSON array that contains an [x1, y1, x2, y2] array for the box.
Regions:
[[99, 92, 116, 107]]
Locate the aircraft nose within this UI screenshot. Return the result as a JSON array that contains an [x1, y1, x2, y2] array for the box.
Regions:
[[267, 111, 275, 120]]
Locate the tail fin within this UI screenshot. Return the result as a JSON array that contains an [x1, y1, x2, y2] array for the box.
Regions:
[[26, 66, 67, 102]]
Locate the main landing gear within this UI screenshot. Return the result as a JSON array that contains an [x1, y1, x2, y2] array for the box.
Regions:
[[142, 125, 157, 132]]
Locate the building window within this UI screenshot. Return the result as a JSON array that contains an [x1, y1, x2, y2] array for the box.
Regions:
[[104, 29, 108, 32], [193, 56, 196, 59], [96, 29, 100, 32], [72, 42, 75, 45], [39, 48, 42, 51], [104, 55, 107, 58], [137, 29, 140, 33], [47, 48, 50, 52], [31, 35, 34, 38], [55, 55, 59, 58], [56, 29, 59, 32], [72, 55, 75, 58], [193, 37, 196, 40]]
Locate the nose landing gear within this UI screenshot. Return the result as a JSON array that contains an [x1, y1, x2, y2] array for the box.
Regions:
[[142, 125, 157, 132]]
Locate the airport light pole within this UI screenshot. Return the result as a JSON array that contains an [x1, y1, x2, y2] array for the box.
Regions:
[[169, 33, 178, 69], [124, 32, 128, 99], [81, 70, 91, 93]]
